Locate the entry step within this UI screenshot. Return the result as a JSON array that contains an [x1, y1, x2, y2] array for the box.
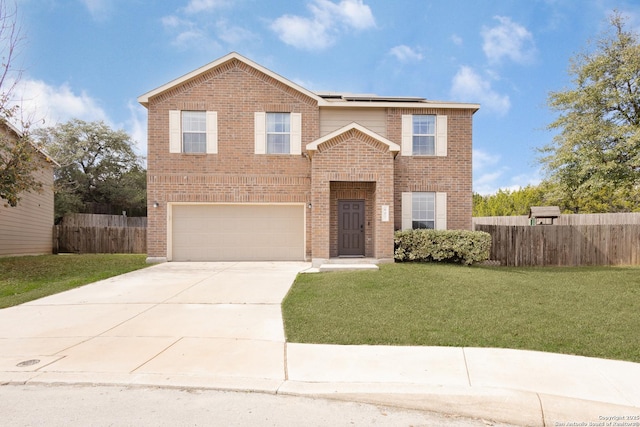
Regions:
[[318, 264, 379, 272]]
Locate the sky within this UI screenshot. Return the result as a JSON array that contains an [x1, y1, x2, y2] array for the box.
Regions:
[[6, 0, 640, 194]]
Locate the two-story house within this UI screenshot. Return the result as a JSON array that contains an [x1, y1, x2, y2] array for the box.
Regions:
[[138, 52, 479, 266]]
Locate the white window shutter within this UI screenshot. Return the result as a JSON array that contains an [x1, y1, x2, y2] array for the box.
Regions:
[[290, 113, 302, 155], [254, 112, 266, 154], [206, 111, 218, 154], [436, 115, 447, 157], [401, 115, 413, 156], [401, 192, 413, 230], [436, 192, 447, 230], [169, 110, 181, 153]]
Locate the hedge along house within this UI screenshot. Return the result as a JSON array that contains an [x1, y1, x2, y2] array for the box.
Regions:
[[138, 52, 479, 266]]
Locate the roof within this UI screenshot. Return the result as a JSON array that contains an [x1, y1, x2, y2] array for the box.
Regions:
[[138, 52, 480, 112], [0, 119, 59, 166], [529, 206, 561, 218], [306, 122, 400, 158]]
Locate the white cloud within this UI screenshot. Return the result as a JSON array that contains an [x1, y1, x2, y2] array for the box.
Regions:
[[450, 66, 510, 115], [215, 19, 258, 45], [481, 16, 536, 64], [12, 78, 108, 126], [125, 101, 148, 159], [184, 0, 228, 14], [8, 77, 147, 159], [451, 34, 463, 46], [388, 45, 423, 62], [270, 0, 376, 51], [79, 0, 113, 21], [161, 15, 218, 50]]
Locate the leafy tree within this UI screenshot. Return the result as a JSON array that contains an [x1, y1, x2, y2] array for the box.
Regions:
[[34, 119, 146, 220], [540, 12, 640, 213], [0, 0, 45, 208], [473, 185, 545, 216]]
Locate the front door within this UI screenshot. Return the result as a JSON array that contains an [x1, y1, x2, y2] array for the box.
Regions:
[[338, 200, 365, 256]]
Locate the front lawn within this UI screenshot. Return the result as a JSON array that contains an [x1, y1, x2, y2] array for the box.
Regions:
[[0, 254, 149, 308], [282, 263, 640, 363]]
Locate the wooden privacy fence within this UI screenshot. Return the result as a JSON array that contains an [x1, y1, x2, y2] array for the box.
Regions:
[[54, 214, 147, 254], [473, 212, 640, 228], [476, 224, 640, 267]]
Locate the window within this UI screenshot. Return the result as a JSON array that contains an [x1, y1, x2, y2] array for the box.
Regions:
[[401, 114, 447, 157], [412, 115, 435, 156], [182, 111, 206, 153], [254, 112, 301, 155], [401, 192, 447, 230], [412, 192, 435, 229], [266, 112, 290, 154], [169, 110, 217, 154]]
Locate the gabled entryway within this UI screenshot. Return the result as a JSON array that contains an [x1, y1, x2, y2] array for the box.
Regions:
[[307, 123, 399, 267]]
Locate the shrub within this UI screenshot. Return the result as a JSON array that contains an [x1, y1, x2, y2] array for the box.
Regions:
[[394, 229, 491, 265]]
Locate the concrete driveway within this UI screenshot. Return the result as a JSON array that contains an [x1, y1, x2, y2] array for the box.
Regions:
[[1, 262, 640, 426], [0, 262, 309, 391]]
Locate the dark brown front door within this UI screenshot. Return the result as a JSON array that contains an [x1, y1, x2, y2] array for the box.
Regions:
[[338, 200, 365, 256]]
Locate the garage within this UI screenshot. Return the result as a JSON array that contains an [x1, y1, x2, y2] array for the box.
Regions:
[[170, 204, 305, 261]]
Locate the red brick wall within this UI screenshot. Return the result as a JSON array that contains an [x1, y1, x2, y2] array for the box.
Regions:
[[388, 108, 474, 231], [310, 129, 395, 261], [144, 58, 475, 261], [146, 59, 318, 259]]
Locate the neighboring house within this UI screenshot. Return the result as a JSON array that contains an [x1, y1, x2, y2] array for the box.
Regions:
[[0, 121, 55, 257], [138, 52, 479, 265]]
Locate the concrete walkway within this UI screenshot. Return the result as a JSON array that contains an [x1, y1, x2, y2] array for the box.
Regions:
[[1, 262, 639, 426]]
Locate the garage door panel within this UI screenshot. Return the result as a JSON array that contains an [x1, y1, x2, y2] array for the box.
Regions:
[[172, 204, 304, 261]]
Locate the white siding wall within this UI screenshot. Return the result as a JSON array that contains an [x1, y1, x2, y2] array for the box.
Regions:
[[320, 108, 387, 137], [0, 164, 55, 256]]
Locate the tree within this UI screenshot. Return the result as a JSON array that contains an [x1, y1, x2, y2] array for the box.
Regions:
[[34, 119, 146, 219], [473, 185, 545, 216], [540, 12, 640, 213], [0, 0, 44, 208]]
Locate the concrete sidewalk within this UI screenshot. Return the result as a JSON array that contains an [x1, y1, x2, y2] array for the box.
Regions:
[[1, 262, 639, 427]]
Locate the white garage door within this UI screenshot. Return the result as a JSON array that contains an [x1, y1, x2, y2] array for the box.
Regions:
[[171, 204, 305, 261]]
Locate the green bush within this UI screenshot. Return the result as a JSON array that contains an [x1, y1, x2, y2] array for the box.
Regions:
[[394, 229, 491, 265]]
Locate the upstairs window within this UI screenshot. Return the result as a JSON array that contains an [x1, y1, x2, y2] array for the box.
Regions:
[[401, 114, 447, 157], [254, 112, 302, 155], [412, 115, 435, 156], [182, 111, 206, 153], [266, 112, 290, 154], [169, 110, 217, 154]]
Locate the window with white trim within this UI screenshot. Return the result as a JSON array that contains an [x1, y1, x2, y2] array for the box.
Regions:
[[169, 110, 218, 154], [412, 192, 435, 229], [412, 115, 435, 156], [182, 111, 206, 153], [401, 192, 447, 230], [254, 112, 302, 155], [401, 114, 447, 157], [266, 112, 290, 154]]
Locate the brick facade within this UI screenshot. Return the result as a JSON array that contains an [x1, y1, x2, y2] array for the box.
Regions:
[[139, 53, 477, 263]]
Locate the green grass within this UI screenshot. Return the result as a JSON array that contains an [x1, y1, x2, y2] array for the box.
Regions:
[[282, 263, 640, 362], [0, 254, 149, 308]]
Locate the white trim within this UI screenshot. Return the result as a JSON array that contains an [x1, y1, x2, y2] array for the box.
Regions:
[[254, 112, 266, 154], [401, 115, 413, 156], [436, 115, 447, 157], [307, 122, 400, 155], [436, 192, 447, 230], [290, 113, 302, 155], [169, 110, 181, 153], [166, 202, 307, 262], [137, 52, 480, 113], [206, 111, 218, 154], [401, 192, 412, 230], [138, 52, 324, 106]]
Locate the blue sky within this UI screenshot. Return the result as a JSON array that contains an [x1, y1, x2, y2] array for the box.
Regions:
[[9, 0, 640, 194]]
